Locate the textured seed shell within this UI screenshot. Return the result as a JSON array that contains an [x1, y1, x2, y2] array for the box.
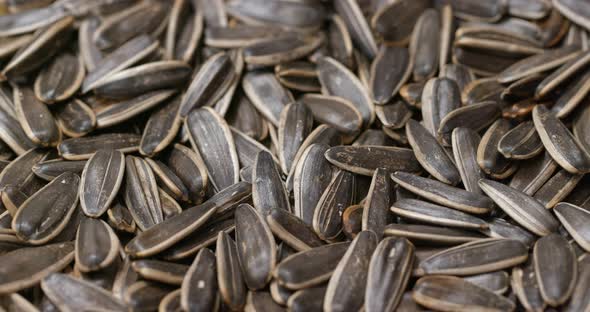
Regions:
[[370, 45, 411, 104], [124, 156, 162, 231], [0, 242, 74, 294], [375, 100, 412, 130], [417, 238, 528, 276], [252, 150, 289, 215], [12, 172, 79, 244], [535, 50, 590, 100], [509, 151, 557, 195], [186, 107, 239, 191], [0, 4, 66, 37], [421, 78, 462, 137], [293, 144, 332, 225], [391, 171, 494, 214], [477, 118, 515, 178], [326, 146, 420, 176], [235, 203, 276, 290], [313, 170, 356, 240], [438, 101, 501, 146], [463, 271, 510, 295], [412, 276, 516, 312], [287, 286, 327, 312], [317, 56, 375, 126], [34, 51, 84, 104], [384, 223, 486, 245], [79, 149, 124, 217], [533, 169, 583, 208], [225, 0, 325, 31], [78, 16, 102, 72], [124, 281, 174, 312], [131, 260, 188, 285], [54, 98, 96, 138], [179, 248, 218, 311], [216, 231, 247, 311], [75, 217, 119, 273], [243, 33, 324, 66], [166, 0, 203, 62], [334, 0, 377, 58], [498, 120, 543, 160], [371, 0, 429, 44], [362, 168, 393, 239], [58, 133, 141, 160], [162, 144, 208, 204], [452, 127, 485, 194], [410, 9, 440, 82], [14, 85, 61, 147], [274, 242, 349, 291], [483, 218, 537, 247], [555, 202, 590, 252], [533, 233, 577, 306], [553, 0, 590, 33], [278, 102, 313, 174], [391, 199, 488, 230], [365, 237, 415, 312], [562, 256, 590, 312], [300, 94, 363, 135], [479, 178, 559, 236], [242, 71, 293, 127], [41, 273, 126, 312]]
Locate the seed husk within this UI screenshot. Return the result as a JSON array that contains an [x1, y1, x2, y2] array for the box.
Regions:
[[535, 50, 590, 99], [166, 0, 203, 63], [227, 95, 269, 142], [412, 275, 516, 312], [58, 133, 141, 160], [124, 281, 173, 312], [421, 77, 462, 137], [287, 286, 327, 312], [0, 241, 74, 294], [399, 82, 425, 109], [253, 150, 290, 215], [438, 101, 502, 146], [509, 151, 558, 195], [244, 33, 324, 67], [370, 45, 411, 104], [14, 85, 61, 147], [326, 146, 420, 177], [12, 172, 79, 244], [242, 71, 293, 127], [484, 217, 537, 247], [328, 15, 354, 69], [463, 271, 510, 295], [384, 223, 487, 245], [267, 208, 323, 252], [533, 169, 583, 208], [159, 289, 182, 312], [477, 118, 516, 178], [123, 156, 162, 231], [313, 170, 356, 240], [553, 0, 590, 32], [533, 104, 590, 174], [54, 98, 96, 138], [417, 238, 528, 277], [391, 171, 494, 214], [324, 231, 377, 312], [362, 168, 393, 239], [42, 273, 126, 312], [181, 248, 218, 312], [452, 127, 485, 194], [301, 94, 363, 135], [275, 61, 322, 93], [225, 0, 325, 31], [317, 56, 375, 126], [130, 259, 188, 286], [216, 231, 247, 311], [391, 199, 488, 230], [78, 16, 102, 72], [479, 178, 559, 236], [79, 149, 124, 217], [161, 144, 208, 204], [234, 203, 276, 290], [334, 0, 377, 59], [534, 233, 577, 306], [410, 9, 440, 82], [232, 126, 276, 169], [498, 120, 544, 160], [365, 237, 415, 312], [75, 217, 119, 273], [277, 102, 314, 174], [371, 0, 429, 44], [562, 256, 590, 312], [34, 51, 84, 104], [554, 203, 590, 252], [375, 100, 412, 130], [293, 144, 332, 225]]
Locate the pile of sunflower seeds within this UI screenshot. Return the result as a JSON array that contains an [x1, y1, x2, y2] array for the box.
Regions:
[[0, 0, 590, 311]]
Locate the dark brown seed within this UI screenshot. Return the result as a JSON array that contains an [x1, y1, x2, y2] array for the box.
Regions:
[[124, 281, 173, 312], [484, 218, 536, 247], [275, 61, 321, 93], [479, 178, 559, 236], [34, 51, 84, 104], [162, 144, 208, 204], [232, 126, 275, 169], [365, 237, 414, 312], [384, 223, 486, 245], [267, 208, 323, 252], [324, 231, 377, 312], [328, 15, 354, 69], [371, 0, 429, 44], [370, 45, 411, 104], [317, 56, 375, 126], [166, 0, 203, 63], [78, 16, 102, 72], [146, 158, 189, 203], [82, 34, 158, 93], [244, 33, 324, 66], [562, 256, 590, 312], [535, 50, 590, 99], [287, 286, 326, 312], [216, 231, 247, 311], [452, 127, 485, 194], [0, 3, 66, 37], [235, 203, 276, 290], [95, 90, 176, 129], [124, 156, 162, 231], [417, 238, 528, 276], [242, 71, 293, 127], [131, 259, 188, 285], [553, 0, 590, 32], [334, 0, 377, 58], [252, 150, 289, 215], [58, 133, 141, 160], [362, 168, 393, 239], [225, 0, 325, 31], [555, 202, 590, 252], [462, 78, 503, 106], [179, 52, 234, 117], [534, 169, 583, 208], [463, 271, 510, 294], [204, 25, 284, 48], [421, 78, 462, 136], [391, 199, 488, 230], [410, 9, 440, 82], [412, 276, 516, 312], [245, 291, 283, 312], [326, 146, 420, 176], [181, 248, 218, 312], [501, 73, 546, 102], [438, 101, 502, 146], [534, 233, 577, 306], [533, 105, 590, 174], [399, 82, 425, 108], [293, 144, 332, 225], [509, 151, 558, 195], [227, 95, 268, 142], [439, 64, 476, 94], [80, 149, 124, 217], [42, 273, 126, 311], [0, 242, 74, 293], [498, 120, 543, 160], [0, 96, 35, 155], [477, 119, 515, 178], [14, 85, 61, 147], [301, 94, 363, 135], [12, 172, 79, 244], [278, 102, 314, 174], [512, 259, 546, 312], [159, 289, 182, 312], [75, 217, 119, 273], [391, 171, 494, 214], [186, 107, 239, 191], [54, 98, 96, 138], [375, 100, 412, 130], [551, 67, 590, 118], [313, 170, 356, 240]]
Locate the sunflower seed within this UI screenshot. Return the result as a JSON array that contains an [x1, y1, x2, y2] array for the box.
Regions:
[[361, 168, 393, 239], [244, 33, 324, 67], [484, 217, 537, 247], [34, 51, 84, 104], [391, 171, 494, 214], [14, 85, 61, 147], [75, 217, 119, 273], [555, 202, 590, 252], [78, 16, 102, 72], [287, 286, 327, 312], [328, 15, 354, 69], [412, 275, 515, 312], [131, 260, 188, 285], [278, 102, 313, 174], [124, 155, 163, 231], [562, 256, 590, 312], [376, 100, 412, 130], [226, 0, 325, 32], [534, 233, 577, 306], [180, 248, 218, 311], [370, 46, 411, 104], [399, 82, 425, 109], [301, 94, 363, 135], [384, 223, 487, 245], [293, 144, 332, 225], [253, 151, 289, 215], [267, 208, 323, 252], [79, 149, 124, 217], [479, 178, 559, 236], [553, 0, 590, 32], [421, 77, 462, 137], [216, 231, 247, 311], [53, 99, 96, 138], [242, 71, 293, 127], [313, 170, 355, 240], [535, 50, 590, 99], [534, 169, 583, 208], [438, 101, 502, 146], [58, 133, 141, 160], [463, 271, 510, 295], [166, 0, 203, 62], [371, 0, 429, 44], [326, 146, 420, 176], [410, 9, 440, 82], [124, 281, 173, 312], [334, 0, 377, 59], [162, 144, 208, 204], [391, 199, 488, 230], [478, 119, 516, 178]]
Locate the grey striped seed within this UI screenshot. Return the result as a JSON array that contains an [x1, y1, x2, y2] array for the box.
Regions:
[[370, 45, 411, 104], [54, 99, 96, 138], [243, 33, 324, 66], [79, 149, 124, 217], [34, 51, 84, 104], [14, 85, 61, 147], [562, 256, 590, 312], [162, 144, 208, 204], [216, 231, 247, 311], [181, 248, 218, 312], [463, 271, 510, 295], [124, 156, 162, 231], [438, 101, 501, 146], [512, 259, 546, 312], [146, 158, 189, 203], [253, 151, 290, 215], [421, 78, 462, 137], [58, 133, 141, 160], [555, 202, 590, 252], [267, 208, 324, 252], [131, 260, 188, 285], [313, 170, 356, 240], [277, 102, 313, 174], [301, 94, 363, 135], [498, 121, 544, 160], [509, 151, 558, 195], [166, 0, 203, 63], [75, 217, 119, 273], [484, 218, 537, 248], [293, 144, 332, 225], [417, 238, 528, 276], [410, 9, 440, 82], [362, 168, 393, 239], [95, 90, 177, 129], [479, 178, 559, 236], [375, 100, 412, 130], [371, 0, 429, 44], [242, 71, 293, 127], [235, 203, 276, 290], [326, 146, 420, 176], [161, 218, 234, 261], [334, 0, 377, 59], [533, 233, 577, 306], [477, 119, 516, 179], [391, 199, 488, 230], [533, 169, 583, 208], [452, 127, 485, 194], [384, 223, 487, 245], [287, 286, 327, 312]]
